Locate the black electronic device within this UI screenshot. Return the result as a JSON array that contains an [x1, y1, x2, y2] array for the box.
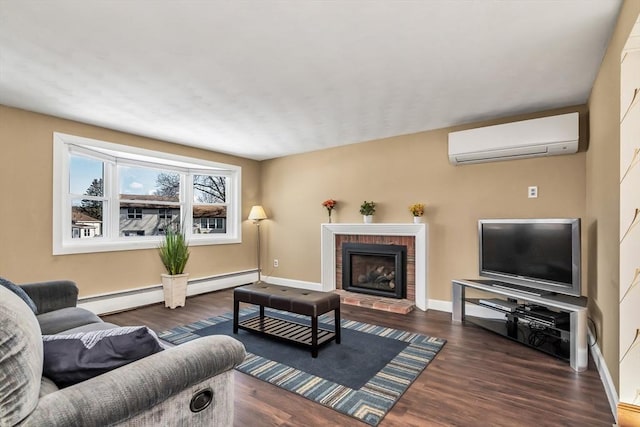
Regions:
[[478, 218, 582, 297], [515, 305, 569, 328]]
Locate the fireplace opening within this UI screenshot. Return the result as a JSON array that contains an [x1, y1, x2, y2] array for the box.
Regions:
[[342, 243, 407, 299]]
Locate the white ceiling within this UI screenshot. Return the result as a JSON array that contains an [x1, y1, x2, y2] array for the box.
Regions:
[[0, 1, 622, 161]]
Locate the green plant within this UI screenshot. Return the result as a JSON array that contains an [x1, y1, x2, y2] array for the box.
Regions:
[[359, 201, 376, 215], [159, 226, 190, 275]]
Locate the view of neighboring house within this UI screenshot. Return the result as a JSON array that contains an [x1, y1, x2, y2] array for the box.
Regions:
[[71, 209, 102, 238], [192, 205, 227, 234], [71, 195, 227, 238]]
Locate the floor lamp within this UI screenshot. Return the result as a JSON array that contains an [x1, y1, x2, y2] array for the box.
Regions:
[[248, 205, 268, 283]]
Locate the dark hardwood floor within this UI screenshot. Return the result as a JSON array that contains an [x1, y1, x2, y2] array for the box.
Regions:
[[102, 289, 614, 426]]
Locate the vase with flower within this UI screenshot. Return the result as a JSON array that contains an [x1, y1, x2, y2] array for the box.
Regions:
[[409, 203, 425, 223], [322, 199, 337, 223]]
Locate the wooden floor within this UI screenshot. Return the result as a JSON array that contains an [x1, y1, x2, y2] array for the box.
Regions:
[[102, 289, 615, 427]]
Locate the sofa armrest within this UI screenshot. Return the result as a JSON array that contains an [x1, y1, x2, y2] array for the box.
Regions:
[[20, 280, 79, 314], [23, 335, 246, 426]]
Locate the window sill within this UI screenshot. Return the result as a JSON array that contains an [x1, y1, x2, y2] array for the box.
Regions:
[[53, 235, 241, 255]]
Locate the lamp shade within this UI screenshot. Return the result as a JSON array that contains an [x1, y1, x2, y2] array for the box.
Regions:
[[248, 205, 267, 221]]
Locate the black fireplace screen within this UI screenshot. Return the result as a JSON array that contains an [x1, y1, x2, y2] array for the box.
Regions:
[[342, 243, 406, 299]]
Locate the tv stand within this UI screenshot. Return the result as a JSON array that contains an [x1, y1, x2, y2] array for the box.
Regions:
[[491, 283, 545, 297], [451, 279, 588, 372]]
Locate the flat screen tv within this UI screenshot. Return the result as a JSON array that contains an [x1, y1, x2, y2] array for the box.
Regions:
[[478, 218, 581, 297]]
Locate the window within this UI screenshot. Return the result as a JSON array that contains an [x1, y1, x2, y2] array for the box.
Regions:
[[192, 174, 228, 234], [195, 217, 226, 234], [53, 133, 242, 255], [127, 208, 143, 219], [158, 209, 173, 219]]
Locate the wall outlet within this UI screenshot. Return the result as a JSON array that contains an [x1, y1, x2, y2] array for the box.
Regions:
[[273, 259, 279, 268], [528, 186, 538, 198]]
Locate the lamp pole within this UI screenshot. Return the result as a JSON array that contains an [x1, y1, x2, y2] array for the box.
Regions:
[[256, 219, 262, 282], [248, 205, 268, 283]]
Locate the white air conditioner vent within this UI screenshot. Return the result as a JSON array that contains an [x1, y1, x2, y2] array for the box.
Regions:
[[448, 112, 579, 165]]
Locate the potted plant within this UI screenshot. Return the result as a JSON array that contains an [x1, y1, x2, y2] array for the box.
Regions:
[[359, 201, 376, 223], [409, 203, 425, 223], [159, 225, 190, 309]]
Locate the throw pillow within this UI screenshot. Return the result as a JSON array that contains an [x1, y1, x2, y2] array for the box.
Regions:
[[0, 277, 38, 314], [42, 326, 163, 388]]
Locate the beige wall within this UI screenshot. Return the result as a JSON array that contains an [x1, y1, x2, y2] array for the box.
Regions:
[[0, 106, 262, 297], [260, 105, 587, 302], [587, 0, 640, 397]]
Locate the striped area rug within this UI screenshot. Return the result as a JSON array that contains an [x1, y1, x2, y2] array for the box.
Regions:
[[158, 308, 446, 426]]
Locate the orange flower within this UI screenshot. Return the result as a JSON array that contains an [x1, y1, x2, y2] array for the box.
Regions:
[[322, 199, 337, 210]]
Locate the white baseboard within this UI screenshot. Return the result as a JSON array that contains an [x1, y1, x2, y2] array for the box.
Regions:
[[261, 275, 323, 291], [588, 332, 618, 423], [427, 299, 451, 312], [186, 271, 256, 296], [78, 270, 256, 315]]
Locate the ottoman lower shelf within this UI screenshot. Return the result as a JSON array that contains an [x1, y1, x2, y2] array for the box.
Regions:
[[237, 315, 337, 354]]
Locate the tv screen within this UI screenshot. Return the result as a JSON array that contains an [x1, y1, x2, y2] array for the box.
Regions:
[[478, 219, 581, 297]]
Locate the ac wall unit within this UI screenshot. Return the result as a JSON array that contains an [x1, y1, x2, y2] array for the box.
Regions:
[[448, 112, 579, 165]]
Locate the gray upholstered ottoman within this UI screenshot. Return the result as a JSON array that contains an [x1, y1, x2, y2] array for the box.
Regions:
[[233, 283, 341, 357]]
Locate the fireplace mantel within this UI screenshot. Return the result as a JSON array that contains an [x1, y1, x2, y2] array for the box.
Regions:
[[321, 223, 428, 311]]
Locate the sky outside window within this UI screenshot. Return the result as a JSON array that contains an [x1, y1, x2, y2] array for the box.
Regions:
[[70, 156, 181, 200], [119, 165, 173, 197], [70, 155, 103, 195]]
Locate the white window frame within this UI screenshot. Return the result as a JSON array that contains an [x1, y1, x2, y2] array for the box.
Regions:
[[53, 132, 242, 255]]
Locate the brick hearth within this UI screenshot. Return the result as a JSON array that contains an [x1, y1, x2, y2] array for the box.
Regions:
[[335, 289, 415, 314]]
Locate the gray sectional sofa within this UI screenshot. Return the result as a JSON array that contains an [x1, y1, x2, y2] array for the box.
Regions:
[[0, 280, 246, 426]]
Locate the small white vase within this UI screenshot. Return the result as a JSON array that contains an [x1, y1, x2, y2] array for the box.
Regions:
[[413, 216, 423, 224], [363, 215, 373, 224]]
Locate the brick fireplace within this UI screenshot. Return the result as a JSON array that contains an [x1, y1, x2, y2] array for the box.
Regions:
[[341, 242, 407, 299], [321, 223, 428, 311], [337, 237, 414, 301]]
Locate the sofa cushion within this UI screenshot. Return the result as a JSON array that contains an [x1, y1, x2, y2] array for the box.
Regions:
[[42, 326, 163, 388], [0, 286, 43, 426], [0, 277, 37, 314], [37, 306, 103, 335]]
